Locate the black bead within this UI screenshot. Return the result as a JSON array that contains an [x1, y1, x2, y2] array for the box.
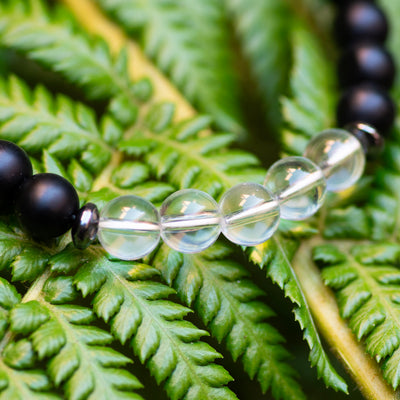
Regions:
[[337, 84, 395, 134], [335, 1, 388, 46], [0, 140, 32, 212], [345, 122, 384, 157], [71, 203, 99, 250], [338, 44, 396, 89], [15, 173, 79, 240]]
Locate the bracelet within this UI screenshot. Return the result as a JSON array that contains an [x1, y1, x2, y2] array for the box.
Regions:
[[0, 0, 395, 261]]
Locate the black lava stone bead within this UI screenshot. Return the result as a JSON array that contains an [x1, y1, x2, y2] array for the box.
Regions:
[[337, 84, 396, 134], [335, 1, 388, 46], [338, 44, 396, 89], [15, 173, 79, 240], [0, 140, 32, 212]]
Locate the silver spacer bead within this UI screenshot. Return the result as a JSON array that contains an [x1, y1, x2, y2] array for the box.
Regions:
[[345, 122, 385, 158], [72, 203, 100, 250]]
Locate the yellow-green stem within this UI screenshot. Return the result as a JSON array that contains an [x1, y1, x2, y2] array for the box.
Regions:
[[61, 0, 197, 123], [292, 237, 400, 400]]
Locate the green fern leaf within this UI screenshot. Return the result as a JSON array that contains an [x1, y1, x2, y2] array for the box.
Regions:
[[317, 243, 400, 389], [120, 115, 264, 197], [0, 76, 113, 173], [281, 23, 336, 154], [0, 222, 54, 282], [153, 242, 306, 400], [9, 295, 144, 400], [0, 361, 59, 400], [248, 237, 348, 393], [224, 0, 292, 130], [0, 278, 20, 340], [0, 0, 137, 105], [95, 0, 245, 133], [52, 245, 238, 400]]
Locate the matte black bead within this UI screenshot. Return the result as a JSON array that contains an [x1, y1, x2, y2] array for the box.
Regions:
[[72, 203, 99, 250], [15, 173, 79, 240], [335, 1, 388, 46], [0, 140, 32, 212], [338, 44, 396, 89], [337, 84, 395, 134], [345, 122, 384, 157]]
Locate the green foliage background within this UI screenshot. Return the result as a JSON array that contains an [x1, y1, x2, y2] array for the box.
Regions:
[[0, 0, 399, 399]]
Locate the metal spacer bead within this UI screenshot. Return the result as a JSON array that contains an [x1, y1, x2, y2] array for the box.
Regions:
[[71, 203, 99, 250], [345, 122, 385, 158]]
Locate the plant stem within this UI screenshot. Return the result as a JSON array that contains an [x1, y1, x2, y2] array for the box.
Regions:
[[61, 0, 197, 123], [292, 237, 400, 400]]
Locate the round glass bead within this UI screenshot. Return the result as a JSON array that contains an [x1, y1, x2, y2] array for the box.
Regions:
[[160, 189, 220, 253], [264, 156, 326, 221], [219, 183, 280, 246], [98, 195, 160, 260], [304, 129, 365, 192]]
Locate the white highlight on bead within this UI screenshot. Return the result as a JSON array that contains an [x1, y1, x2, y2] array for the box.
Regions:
[[98, 195, 160, 260], [264, 156, 327, 220], [160, 189, 221, 253], [219, 183, 280, 246], [304, 128, 365, 192]]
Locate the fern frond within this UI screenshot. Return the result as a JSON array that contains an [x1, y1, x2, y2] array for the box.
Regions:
[[248, 237, 348, 392], [0, 0, 137, 106], [317, 243, 400, 389], [95, 0, 245, 133], [0, 76, 113, 173], [153, 243, 306, 400], [0, 222, 55, 282], [379, 1, 400, 98], [0, 358, 59, 400], [281, 23, 336, 154], [121, 114, 264, 198], [51, 245, 237, 400], [9, 294, 143, 399], [0, 278, 20, 340], [224, 0, 292, 130], [368, 128, 400, 241]]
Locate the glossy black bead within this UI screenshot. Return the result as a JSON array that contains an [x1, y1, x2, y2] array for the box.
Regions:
[[337, 84, 395, 134], [335, 1, 388, 46], [338, 44, 395, 89], [72, 203, 99, 250], [345, 122, 384, 157], [15, 173, 79, 240], [0, 140, 32, 212]]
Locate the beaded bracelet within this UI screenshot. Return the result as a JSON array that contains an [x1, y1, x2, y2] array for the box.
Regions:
[[0, 0, 395, 261]]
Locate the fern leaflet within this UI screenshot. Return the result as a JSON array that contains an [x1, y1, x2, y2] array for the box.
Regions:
[[224, 0, 292, 130], [95, 0, 245, 133], [153, 243, 306, 400], [51, 245, 238, 400], [316, 242, 400, 389]]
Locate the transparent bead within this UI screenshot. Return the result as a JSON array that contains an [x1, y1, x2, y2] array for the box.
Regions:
[[264, 156, 326, 221], [304, 128, 365, 192], [219, 183, 280, 246], [160, 189, 220, 253], [98, 195, 160, 260]]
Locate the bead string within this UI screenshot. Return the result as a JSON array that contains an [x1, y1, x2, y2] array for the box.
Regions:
[[0, 0, 395, 261]]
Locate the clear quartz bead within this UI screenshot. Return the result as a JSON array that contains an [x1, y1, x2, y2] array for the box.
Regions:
[[304, 128, 365, 192], [264, 156, 326, 220], [160, 189, 220, 253], [98, 195, 160, 260], [219, 183, 280, 246]]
